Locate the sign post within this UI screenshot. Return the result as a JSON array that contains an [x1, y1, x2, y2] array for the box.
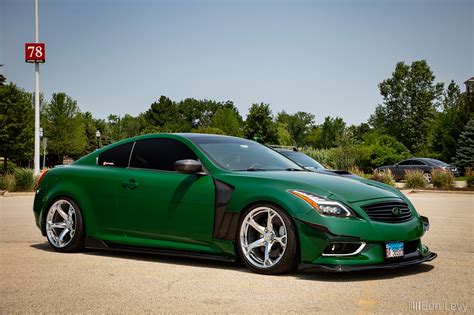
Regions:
[[25, 0, 45, 175]]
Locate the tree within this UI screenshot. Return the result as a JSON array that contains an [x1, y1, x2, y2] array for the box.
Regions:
[[145, 96, 184, 132], [455, 119, 474, 171], [310, 116, 346, 149], [276, 111, 314, 146], [0, 83, 34, 173], [244, 103, 277, 144], [276, 123, 293, 146], [80, 111, 99, 154], [0, 65, 6, 87], [42, 93, 86, 162], [210, 107, 242, 136], [369, 60, 443, 152], [431, 81, 472, 162]]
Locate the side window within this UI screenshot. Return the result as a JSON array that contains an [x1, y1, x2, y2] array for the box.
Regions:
[[398, 160, 411, 166], [98, 142, 134, 167], [130, 138, 197, 171], [411, 160, 426, 166]]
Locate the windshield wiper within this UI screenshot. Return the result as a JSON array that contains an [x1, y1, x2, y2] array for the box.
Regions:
[[246, 168, 268, 171], [286, 168, 305, 171]]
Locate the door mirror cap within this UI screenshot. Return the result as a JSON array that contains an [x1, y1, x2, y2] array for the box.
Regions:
[[175, 159, 203, 174]]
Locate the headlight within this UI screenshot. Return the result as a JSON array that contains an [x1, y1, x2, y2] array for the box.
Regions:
[[289, 190, 355, 218]]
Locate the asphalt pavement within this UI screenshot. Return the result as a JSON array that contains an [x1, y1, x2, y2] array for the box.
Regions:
[[0, 192, 472, 313]]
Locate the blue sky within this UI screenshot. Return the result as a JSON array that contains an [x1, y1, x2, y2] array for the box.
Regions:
[[1, 0, 472, 125]]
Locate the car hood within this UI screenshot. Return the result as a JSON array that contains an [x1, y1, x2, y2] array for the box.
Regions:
[[225, 171, 400, 203]]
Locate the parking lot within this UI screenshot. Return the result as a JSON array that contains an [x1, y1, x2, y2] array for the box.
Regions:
[[0, 192, 472, 313]]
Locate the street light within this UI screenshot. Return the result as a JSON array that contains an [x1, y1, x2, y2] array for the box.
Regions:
[[96, 130, 101, 149]]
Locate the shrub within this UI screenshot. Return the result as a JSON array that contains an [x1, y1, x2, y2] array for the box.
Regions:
[[465, 167, 474, 188], [0, 160, 18, 173], [370, 169, 395, 186], [405, 169, 426, 189], [348, 166, 365, 177], [14, 168, 35, 191], [302, 148, 334, 169], [0, 173, 16, 191], [431, 169, 454, 189], [467, 177, 474, 188]]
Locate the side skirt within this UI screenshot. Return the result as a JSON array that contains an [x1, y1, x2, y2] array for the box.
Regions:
[[84, 237, 235, 263]]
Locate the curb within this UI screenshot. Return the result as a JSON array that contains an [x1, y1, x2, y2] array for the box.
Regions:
[[1, 191, 36, 197], [401, 189, 474, 195]]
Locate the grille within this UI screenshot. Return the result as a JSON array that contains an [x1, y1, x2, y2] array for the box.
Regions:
[[361, 201, 413, 223]]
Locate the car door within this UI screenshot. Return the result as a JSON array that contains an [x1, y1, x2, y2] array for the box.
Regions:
[[392, 160, 411, 179], [84, 141, 134, 237], [118, 137, 216, 246], [410, 159, 428, 173]]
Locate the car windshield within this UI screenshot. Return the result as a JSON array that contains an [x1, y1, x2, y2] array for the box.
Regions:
[[190, 137, 304, 171], [281, 152, 325, 169], [427, 159, 449, 166]]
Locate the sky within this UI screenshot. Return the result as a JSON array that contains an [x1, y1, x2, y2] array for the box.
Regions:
[[1, 0, 473, 125]]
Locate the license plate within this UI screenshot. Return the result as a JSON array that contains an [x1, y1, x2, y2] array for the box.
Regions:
[[386, 242, 404, 259]]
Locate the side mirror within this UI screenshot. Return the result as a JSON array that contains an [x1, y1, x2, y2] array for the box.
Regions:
[[175, 159, 203, 174]]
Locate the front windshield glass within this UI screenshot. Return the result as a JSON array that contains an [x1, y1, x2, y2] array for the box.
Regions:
[[190, 136, 304, 171], [284, 152, 325, 169]]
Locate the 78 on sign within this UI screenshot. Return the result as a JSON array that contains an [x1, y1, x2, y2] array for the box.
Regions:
[[25, 43, 45, 63]]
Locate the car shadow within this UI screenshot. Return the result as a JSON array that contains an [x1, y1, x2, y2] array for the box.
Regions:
[[30, 242, 435, 281], [30, 242, 247, 272]]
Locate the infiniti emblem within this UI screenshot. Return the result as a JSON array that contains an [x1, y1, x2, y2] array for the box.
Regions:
[[392, 207, 402, 216]]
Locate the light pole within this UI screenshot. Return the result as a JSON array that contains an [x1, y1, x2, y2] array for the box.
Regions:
[[33, 0, 40, 175], [96, 130, 101, 149]]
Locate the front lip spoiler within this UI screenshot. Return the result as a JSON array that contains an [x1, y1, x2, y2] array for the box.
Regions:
[[299, 251, 437, 272]]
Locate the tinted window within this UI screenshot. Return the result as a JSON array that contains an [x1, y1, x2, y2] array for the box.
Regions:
[[130, 138, 197, 171], [398, 160, 411, 166], [283, 152, 325, 169], [98, 142, 134, 167], [427, 159, 448, 166], [190, 136, 303, 171], [411, 160, 426, 166]]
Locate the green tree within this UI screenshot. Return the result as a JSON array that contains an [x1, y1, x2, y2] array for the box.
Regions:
[[455, 119, 474, 171], [276, 111, 314, 146], [244, 103, 277, 144], [431, 81, 472, 162], [312, 116, 346, 149], [42, 93, 86, 162], [0, 65, 6, 87], [80, 111, 99, 154], [276, 122, 293, 146], [211, 107, 242, 136], [0, 83, 34, 173], [145, 96, 184, 132], [369, 60, 443, 152]]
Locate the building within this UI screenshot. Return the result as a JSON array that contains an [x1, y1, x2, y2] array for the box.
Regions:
[[464, 77, 474, 95]]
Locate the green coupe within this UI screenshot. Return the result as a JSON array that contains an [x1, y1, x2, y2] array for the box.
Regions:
[[33, 133, 436, 274]]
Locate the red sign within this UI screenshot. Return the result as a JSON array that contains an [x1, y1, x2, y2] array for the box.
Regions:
[[25, 43, 45, 63]]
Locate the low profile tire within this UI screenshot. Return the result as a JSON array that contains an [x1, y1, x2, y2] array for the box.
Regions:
[[45, 197, 85, 252], [423, 172, 432, 183], [237, 204, 298, 275]]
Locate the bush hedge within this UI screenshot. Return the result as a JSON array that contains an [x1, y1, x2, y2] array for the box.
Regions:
[[14, 168, 35, 191], [370, 169, 395, 186], [431, 169, 454, 189], [405, 169, 426, 189]]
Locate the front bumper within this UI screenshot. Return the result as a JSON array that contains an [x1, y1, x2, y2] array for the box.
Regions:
[[299, 251, 437, 272]]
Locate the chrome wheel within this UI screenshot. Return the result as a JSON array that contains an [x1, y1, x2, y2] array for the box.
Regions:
[[423, 172, 432, 183], [46, 199, 77, 248], [239, 206, 288, 269]]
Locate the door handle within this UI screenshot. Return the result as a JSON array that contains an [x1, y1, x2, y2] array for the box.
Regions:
[[121, 179, 139, 190]]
